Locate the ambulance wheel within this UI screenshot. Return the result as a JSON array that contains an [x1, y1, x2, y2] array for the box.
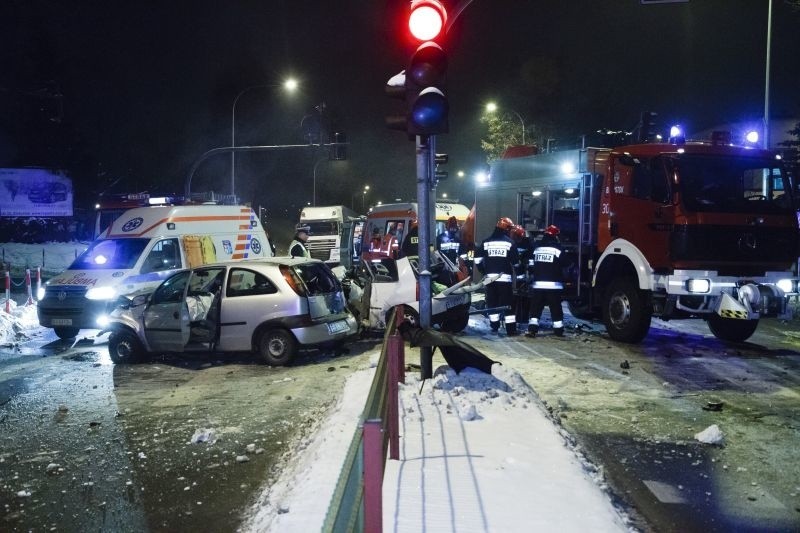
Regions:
[[54, 327, 80, 340], [440, 311, 469, 333], [602, 278, 652, 343], [257, 329, 296, 366], [108, 330, 144, 364], [707, 315, 758, 342]]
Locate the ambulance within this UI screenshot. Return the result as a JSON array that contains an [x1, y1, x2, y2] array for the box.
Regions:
[[37, 204, 274, 339]]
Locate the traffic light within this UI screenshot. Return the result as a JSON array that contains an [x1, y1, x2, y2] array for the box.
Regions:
[[385, 0, 448, 137], [329, 132, 347, 161], [407, 42, 448, 136], [638, 111, 658, 143], [434, 152, 448, 182]]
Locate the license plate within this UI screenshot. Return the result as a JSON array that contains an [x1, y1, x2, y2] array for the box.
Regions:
[[327, 320, 349, 335], [52, 318, 73, 326]]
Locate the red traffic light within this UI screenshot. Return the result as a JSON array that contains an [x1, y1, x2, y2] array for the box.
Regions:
[[409, 0, 447, 42]]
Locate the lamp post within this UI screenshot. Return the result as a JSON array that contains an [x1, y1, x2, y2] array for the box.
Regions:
[[485, 101, 525, 145], [312, 157, 326, 207], [231, 78, 298, 197]]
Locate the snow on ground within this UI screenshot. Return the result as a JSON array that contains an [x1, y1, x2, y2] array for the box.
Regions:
[[0, 299, 40, 346], [242, 356, 630, 532]]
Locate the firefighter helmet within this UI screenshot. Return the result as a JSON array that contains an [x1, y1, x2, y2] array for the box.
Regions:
[[544, 224, 560, 236], [496, 217, 514, 231], [510, 225, 526, 240]]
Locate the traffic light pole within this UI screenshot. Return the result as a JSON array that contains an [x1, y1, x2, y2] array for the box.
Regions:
[[417, 134, 434, 380]]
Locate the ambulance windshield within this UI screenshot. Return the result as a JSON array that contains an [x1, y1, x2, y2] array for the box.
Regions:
[[69, 238, 150, 270]]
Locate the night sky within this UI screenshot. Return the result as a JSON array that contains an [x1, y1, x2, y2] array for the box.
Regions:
[[1, 1, 798, 221]]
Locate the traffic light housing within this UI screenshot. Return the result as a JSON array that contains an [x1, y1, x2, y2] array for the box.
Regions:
[[434, 152, 448, 182], [638, 111, 658, 143], [407, 42, 448, 136], [385, 0, 448, 138]]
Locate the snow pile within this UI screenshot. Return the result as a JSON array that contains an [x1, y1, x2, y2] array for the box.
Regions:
[[694, 424, 725, 445], [0, 299, 41, 346], [241, 364, 378, 532], [385, 363, 629, 532], [242, 358, 628, 533]]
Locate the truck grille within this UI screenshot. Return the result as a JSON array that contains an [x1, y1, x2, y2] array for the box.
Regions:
[[306, 238, 337, 261], [671, 225, 799, 271]]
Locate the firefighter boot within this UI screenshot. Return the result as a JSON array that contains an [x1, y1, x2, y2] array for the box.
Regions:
[[526, 325, 538, 338], [506, 322, 518, 337], [554, 327, 565, 337]]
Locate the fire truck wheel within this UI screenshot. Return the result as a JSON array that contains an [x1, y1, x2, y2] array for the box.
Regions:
[[257, 329, 297, 366], [602, 278, 652, 343], [707, 315, 759, 342], [54, 327, 80, 340], [108, 330, 144, 364]]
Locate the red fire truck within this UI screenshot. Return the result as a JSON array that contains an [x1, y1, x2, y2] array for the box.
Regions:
[[473, 132, 799, 343]]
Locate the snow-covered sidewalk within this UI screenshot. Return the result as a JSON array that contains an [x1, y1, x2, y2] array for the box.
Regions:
[[243, 357, 630, 532]]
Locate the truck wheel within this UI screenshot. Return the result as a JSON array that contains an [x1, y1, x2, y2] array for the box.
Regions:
[[54, 327, 80, 340], [257, 329, 297, 366], [707, 315, 759, 342], [440, 311, 469, 333], [108, 330, 144, 364], [602, 278, 652, 343]]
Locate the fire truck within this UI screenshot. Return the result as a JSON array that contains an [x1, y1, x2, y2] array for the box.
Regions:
[[474, 132, 799, 343]]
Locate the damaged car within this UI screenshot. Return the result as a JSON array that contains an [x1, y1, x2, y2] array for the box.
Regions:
[[104, 258, 358, 366]]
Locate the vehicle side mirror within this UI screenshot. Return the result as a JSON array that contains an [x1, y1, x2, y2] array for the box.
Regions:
[[131, 294, 149, 307]]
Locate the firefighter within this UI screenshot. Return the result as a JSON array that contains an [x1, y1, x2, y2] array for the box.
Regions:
[[475, 216, 519, 335], [510, 224, 533, 330], [436, 216, 463, 263], [400, 219, 419, 258], [289, 226, 311, 258], [526, 224, 566, 337]]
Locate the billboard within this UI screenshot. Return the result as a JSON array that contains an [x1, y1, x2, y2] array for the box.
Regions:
[[0, 168, 73, 217]]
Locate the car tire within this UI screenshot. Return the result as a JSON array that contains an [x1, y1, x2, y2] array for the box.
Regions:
[[388, 305, 419, 330], [707, 315, 759, 342], [257, 329, 297, 366], [54, 327, 80, 340], [108, 330, 144, 364]]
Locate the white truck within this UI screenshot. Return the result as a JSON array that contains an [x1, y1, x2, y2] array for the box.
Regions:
[[37, 204, 274, 339], [297, 205, 365, 269]]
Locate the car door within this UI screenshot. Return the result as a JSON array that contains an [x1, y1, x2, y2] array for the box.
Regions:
[[143, 270, 191, 352]]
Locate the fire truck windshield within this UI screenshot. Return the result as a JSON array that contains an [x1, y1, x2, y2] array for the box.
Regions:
[[676, 155, 793, 214], [69, 238, 151, 270]]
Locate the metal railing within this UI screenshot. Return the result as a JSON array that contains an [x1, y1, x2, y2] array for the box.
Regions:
[[323, 306, 406, 533]]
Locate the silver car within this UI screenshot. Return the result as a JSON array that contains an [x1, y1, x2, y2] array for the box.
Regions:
[[104, 257, 357, 366]]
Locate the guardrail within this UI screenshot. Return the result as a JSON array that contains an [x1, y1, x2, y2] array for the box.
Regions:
[[323, 305, 406, 533]]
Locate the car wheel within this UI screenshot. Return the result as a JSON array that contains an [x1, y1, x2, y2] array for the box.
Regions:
[[54, 327, 80, 340], [108, 330, 144, 364], [707, 315, 759, 342], [257, 329, 297, 366], [388, 305, 419, 329], [602, 277, 652, 343]]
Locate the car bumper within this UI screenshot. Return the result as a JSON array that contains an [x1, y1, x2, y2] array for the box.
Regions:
[[292, 314, 359, 346]]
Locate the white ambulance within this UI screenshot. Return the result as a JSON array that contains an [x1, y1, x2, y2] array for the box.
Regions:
[[37, 204, 274, 339]]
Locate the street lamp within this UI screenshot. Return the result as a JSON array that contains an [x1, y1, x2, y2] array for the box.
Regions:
[[231, 78, 298, 197], [362, 185, 370, 211], [485, 101, 526, 145]]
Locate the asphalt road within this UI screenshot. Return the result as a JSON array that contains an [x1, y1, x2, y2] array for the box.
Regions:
[[0, 328, 381, 532], [459, 309, 800, 532], [2, 306, 799, 532]]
